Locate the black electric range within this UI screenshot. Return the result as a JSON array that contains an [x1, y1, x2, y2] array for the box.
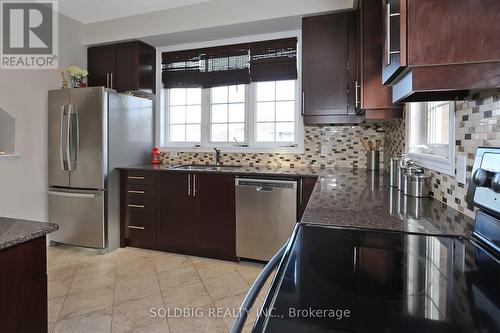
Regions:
[[252, 147, 500, 333]]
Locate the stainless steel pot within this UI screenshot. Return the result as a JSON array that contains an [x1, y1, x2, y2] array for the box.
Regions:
[[389, 157, 402, 187], [397, 161, 416, 191], [403, 171, 431, 198]]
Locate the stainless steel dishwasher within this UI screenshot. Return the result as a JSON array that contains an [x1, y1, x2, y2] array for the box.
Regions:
[[235, 178, 297, 261]]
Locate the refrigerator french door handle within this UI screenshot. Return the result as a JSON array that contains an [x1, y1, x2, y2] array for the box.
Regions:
[[48, 190, 97, 198], [66, 104, 79, 171], [59, 105, 68, 170], [66, 105, 73, 170]]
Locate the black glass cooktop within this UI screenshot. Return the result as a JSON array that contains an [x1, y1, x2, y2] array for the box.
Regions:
[[254, 224, 500, 333]]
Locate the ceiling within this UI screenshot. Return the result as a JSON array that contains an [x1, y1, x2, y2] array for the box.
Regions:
[[58, 0, 214, 24]]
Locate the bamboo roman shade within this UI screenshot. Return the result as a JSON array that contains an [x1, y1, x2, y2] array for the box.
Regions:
[[162, 37, 297, 89]]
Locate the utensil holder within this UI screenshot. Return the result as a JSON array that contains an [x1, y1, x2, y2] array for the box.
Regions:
[[367, 151, 380, 171]]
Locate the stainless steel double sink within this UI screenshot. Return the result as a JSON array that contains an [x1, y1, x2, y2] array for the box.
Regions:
[[168, 165, 242, 172]]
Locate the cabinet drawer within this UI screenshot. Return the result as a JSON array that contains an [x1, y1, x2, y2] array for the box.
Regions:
[[126, 198, 156, 213], [125, 171, 156, 185], [125, 184, 156, 199], [125, 212, 155, 241]]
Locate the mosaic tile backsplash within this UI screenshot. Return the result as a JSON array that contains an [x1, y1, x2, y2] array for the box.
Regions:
[[161, 125, 386, 169], [382, 89, 500, 219]]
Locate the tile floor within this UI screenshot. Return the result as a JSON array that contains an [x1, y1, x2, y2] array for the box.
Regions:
[[47, 245, 268, 333]]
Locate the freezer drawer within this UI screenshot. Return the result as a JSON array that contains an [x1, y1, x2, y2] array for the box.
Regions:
[[48, 188, 106, 248], [236, 178, 297, 261]]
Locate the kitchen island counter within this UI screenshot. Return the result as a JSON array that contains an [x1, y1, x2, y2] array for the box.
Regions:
[[0, 216, 58, 250]]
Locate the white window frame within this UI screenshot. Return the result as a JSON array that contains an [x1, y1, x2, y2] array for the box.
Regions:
[[155, 30, 304, 154], [405, 101, 456, 176]]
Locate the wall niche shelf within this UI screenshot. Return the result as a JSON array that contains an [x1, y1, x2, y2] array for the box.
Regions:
[[0, 107, 16, 157]]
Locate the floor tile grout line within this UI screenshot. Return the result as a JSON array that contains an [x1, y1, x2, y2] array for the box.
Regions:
[[153, 250, 174, 333], [191, 260, 229, 332], [108, 257, 118, 333], [50, 262, 80, 326]]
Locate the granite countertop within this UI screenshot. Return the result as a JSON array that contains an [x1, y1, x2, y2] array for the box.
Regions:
[[0, 217, 58, 250], [120, 164, 475, 237], [301, 169, 474, 236], [119, 164, 320, 178]]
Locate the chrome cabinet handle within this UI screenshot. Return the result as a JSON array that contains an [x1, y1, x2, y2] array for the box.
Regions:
[[128, 190, 145, 194], [128, 204, 145, 208], [301, 91, 305, 116], [110, 73, 113, 90], [385, 2, 401, 66], [128, 225, 145, 230], [128, 176, 145, 180], [188, 174, 191, 196], [386, 2, 391, 66], [355, 81, 361, 108], [299, 179, 303, 204], [193, 174, 197, 197]]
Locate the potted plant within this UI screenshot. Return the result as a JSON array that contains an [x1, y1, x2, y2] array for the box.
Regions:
[[66, 66, 88, 88]]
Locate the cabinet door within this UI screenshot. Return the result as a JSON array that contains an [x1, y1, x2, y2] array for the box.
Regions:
[[158, 172, 194, 252], [360, 0, 402, 116], [87, 45, 115, 88], [297, 177, 317, 221], [302, 14, 350, 118], [381, 0, 407, 85], [115, 42, 140, 92], [193, 173, 236, 261]]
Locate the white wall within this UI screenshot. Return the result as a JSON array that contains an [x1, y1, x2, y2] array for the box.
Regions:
[[0, 13, 85, 221], [82, 0, 353, 45]]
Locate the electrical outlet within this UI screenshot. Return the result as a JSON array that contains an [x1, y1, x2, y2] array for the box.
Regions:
[[320, 142, 328, 157], [456, 155, 467, 185]]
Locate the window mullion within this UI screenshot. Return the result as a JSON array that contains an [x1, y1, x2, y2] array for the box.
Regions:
[[201, 89, 210, 146], [248, 83, 255, 147]]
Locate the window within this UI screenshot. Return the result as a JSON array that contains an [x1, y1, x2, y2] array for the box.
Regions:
[[168, 88, 201, 143], [161, 80, 300, 150], [255, 80, 296, 143], [406, 101, 455, 175], [210, 85, 246, 143], [159, 34, 301, 151]]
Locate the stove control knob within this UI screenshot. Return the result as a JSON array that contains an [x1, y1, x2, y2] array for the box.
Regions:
[[473, 168, 489, 186], [491, 173, 500, 193]]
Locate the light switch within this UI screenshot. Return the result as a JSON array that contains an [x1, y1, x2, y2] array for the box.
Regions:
[[456, 155, 467, 185]]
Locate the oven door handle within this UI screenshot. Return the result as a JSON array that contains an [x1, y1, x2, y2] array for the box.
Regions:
[[229, 243, 287, 333]]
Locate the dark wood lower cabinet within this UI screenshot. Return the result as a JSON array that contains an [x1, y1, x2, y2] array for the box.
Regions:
[[193, 173, 236, 261], [157, 172, 194, 254], [120, 170, 316, 262], [0, 236, 47, 333], [298, 176, 318, 221]]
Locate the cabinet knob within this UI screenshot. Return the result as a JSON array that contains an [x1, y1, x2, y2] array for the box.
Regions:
[[473, 168, 490, 187]]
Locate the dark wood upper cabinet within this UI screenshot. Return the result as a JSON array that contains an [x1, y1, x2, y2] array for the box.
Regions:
[[382, 0, 500, 102], [359, 0, 403, 120], [381, 0, 407, 85], [87, 45, 116, 88], [88, 41, 155, 94], [193, 173, 236, 261], [302, 13, 364, 124]]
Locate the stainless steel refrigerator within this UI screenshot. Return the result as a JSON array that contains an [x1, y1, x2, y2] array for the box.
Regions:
[[48, 87, 153, 250]]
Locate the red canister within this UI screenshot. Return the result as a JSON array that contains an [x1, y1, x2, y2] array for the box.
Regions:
[[151, 147, 161, 164]]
